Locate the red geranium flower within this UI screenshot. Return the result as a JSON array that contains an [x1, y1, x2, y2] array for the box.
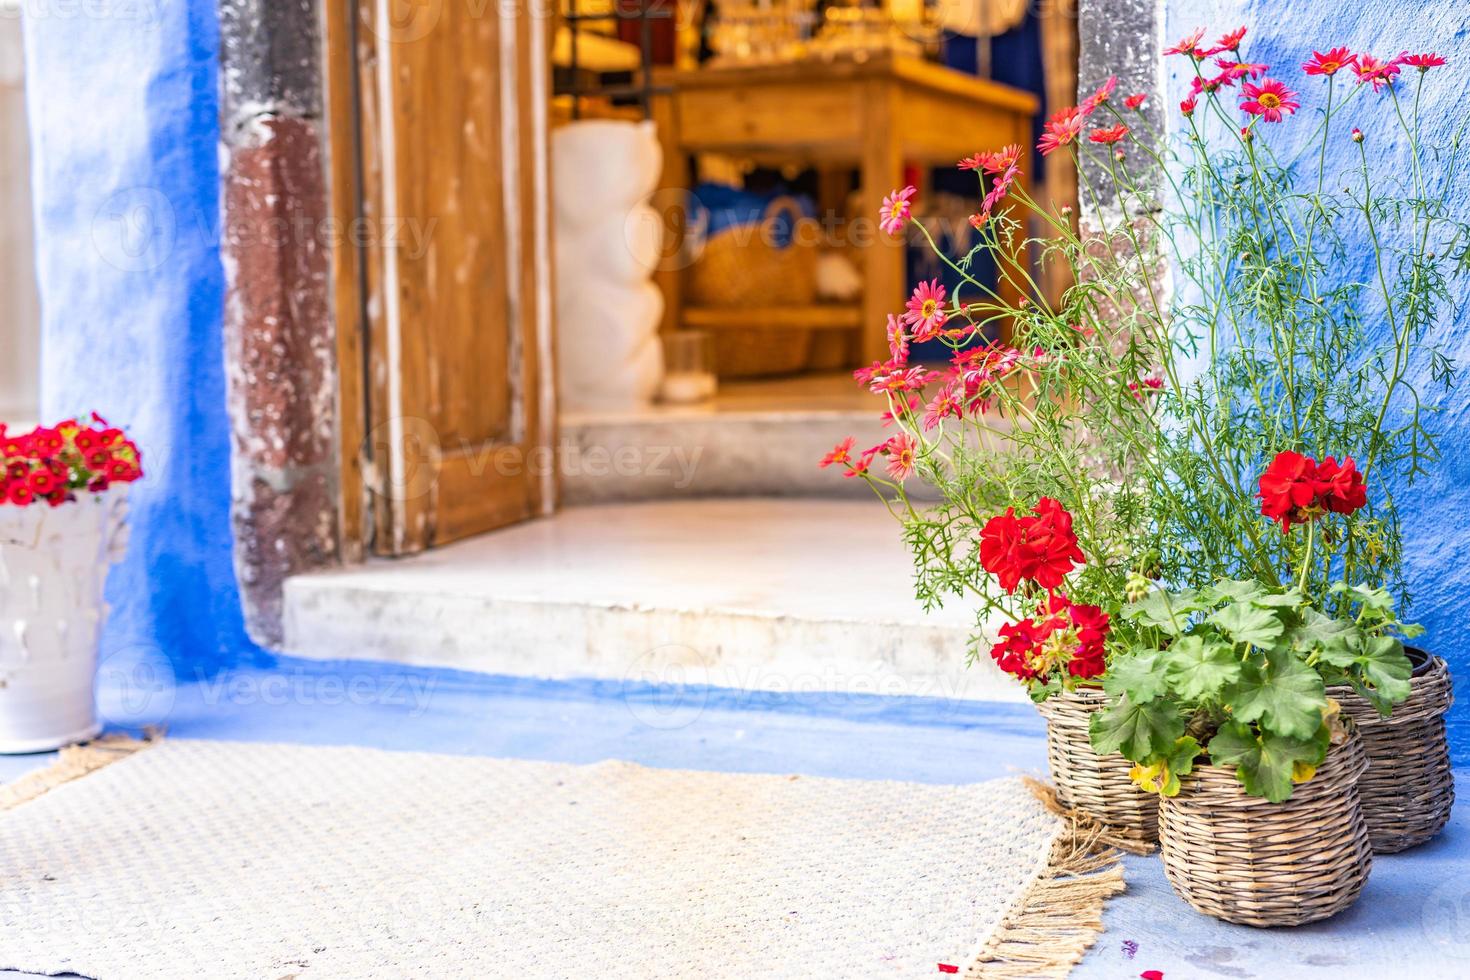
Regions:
[[980, 508, 1031, 593], [1303, 47, 1356, 76], [1259, 451, 1321, 531], [979, 498, 1086, 593], [990, 617, 1044, 680], [1258, 451, 1368, 531], [1314, 456, 1367, 514], [989, 592, 1111, 682], [1240, 78, 1299, 122], [1028, 498, 1087, 590]]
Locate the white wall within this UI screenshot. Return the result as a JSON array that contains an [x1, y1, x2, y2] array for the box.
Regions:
[[0, 5, 39, 424]]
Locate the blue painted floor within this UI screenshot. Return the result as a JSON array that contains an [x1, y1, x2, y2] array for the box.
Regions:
[[1, 655, 1465, 979]]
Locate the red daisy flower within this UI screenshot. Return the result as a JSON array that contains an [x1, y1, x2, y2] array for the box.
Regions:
[[922, 385, 963, 431], [1191, 71, 1236, 95], [960, 144, 1022, 174], [1215, 58, 1268, 80], [1353, 53, 1401, 91], [846, 443, 883, 479], [882, 433, 918, 481], [1399, 52, 1446, 71], [1081, 76, 1117, 113], [1163, 27, 1206, 58], [1303, 46, 1356, 76], [1214, 26, 1247, 52], [903, 279, 949, 342], [7, 482, 35, 506], [1240, 78, 1299, 122], [885, 314, 909, 364], [819, 437, 855, 470], [981, 164, 1020, 215], [1124, 93, 1147, 110], [1088, 124, 1130, 145], [1037, 107, 1085, 157], [878, 185, 916, 236], [1180, 94, 1198, 117]]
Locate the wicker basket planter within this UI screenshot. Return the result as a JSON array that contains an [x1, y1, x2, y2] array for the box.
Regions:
[[1037, 687, 1159, 842], [1158, 729, 1372, 927], [1327, 648, 1454, 853]]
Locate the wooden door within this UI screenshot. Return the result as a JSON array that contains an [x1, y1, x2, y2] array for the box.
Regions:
[[328, 0, 557, 556]]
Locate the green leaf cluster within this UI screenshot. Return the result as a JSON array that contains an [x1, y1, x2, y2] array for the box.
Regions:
[[1090, 576, 1417, 803]]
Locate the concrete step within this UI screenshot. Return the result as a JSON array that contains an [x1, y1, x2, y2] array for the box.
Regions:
[[559, 373, 972, 504], [282, 498, 1019, 703]]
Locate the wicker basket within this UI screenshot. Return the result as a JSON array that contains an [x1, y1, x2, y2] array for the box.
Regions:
[[1327, 649, 1454, 853], [1037, 687, 1160, 843], [688, 196, 820, 377], [1158, 728, 1373, 927]]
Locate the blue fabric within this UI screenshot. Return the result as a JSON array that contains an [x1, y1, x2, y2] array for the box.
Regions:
[[691, 182, 814, 248], [23, 3, 260, 675]]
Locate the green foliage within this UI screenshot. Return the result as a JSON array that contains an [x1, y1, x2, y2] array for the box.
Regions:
[[1090, 576, 1417, 802], [834, 42, 1461, 715], [1089, 696, 1185, 760]]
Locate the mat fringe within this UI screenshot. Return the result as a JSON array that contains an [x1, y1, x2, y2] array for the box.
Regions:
[[0, 729, 161, 813], [962, 778, 1131, 979], [1022, 775, 1156, 856]]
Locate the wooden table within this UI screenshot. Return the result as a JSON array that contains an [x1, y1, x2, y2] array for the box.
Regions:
[[651, 52, 1039, 365]]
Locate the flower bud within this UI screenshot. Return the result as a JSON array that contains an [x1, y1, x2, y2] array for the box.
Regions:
[[1125, 572, 1152, 603], [1352, 127, 1364, 143]]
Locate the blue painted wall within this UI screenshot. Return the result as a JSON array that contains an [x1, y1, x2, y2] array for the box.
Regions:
[[1162, 1, 1470, 757], [23, 4, 259, 673]]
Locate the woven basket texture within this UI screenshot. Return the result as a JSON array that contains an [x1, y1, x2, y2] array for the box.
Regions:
[[1038, 687, 1160, 843], [688, 196, 820, 376], [1327, 652, 1454, 853], [1159, 729, 1373, 927]]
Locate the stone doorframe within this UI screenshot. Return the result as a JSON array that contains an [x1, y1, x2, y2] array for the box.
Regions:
[[217, 0, 347, 648], [215, 0, 1167, 648]]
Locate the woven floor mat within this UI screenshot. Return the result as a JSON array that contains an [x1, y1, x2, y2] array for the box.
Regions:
[[0, 739, 1121, 978]]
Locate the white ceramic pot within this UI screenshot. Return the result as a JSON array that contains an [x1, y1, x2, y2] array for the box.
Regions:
[[0, 488, 130, 753]]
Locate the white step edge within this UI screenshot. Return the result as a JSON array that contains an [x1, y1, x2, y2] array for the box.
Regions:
[[282, 500, 1025, 705]]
